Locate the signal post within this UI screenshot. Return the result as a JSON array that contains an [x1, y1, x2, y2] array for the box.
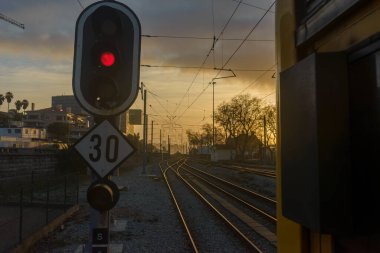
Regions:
[[72, 1, 141, 252]]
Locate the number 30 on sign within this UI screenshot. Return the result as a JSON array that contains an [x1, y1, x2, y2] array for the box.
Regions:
[[74, 120, 135, 178]]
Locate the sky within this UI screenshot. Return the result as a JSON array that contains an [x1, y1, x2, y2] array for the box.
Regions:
[[0, 0, 276, 145]]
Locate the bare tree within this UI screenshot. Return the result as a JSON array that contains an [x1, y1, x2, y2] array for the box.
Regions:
[[215, 101, 240, 145], [261, 105, 277, 146], [231, 94, 262, 158], [186, 129, 202, 152]]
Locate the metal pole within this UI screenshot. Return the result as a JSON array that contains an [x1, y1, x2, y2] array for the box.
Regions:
[[151, 120, 153, 152], [168, 135, 170, 157], [46, 182, 49, 225], [64, 176, 67, 208], [213, 81, 215, 147], [160, 129, 162, 161], [19, 188, 23, 243], [85, 116, 115, 252], [142, 90, 147, 174], [31, 170, 34, 203], [76, 178, 79, 204]]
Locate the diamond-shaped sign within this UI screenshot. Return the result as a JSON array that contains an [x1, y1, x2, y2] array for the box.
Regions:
[[74, 120, 135, 178]]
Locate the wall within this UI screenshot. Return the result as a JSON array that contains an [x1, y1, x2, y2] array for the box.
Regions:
[[0, 148, 58, 177]]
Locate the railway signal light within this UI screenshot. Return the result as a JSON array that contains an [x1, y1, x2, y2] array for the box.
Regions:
[[87, 179, 120, 212], [73, 0, 141, 116]]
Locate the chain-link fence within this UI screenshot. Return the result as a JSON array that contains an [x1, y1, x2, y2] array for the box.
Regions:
[[0, 171, 79, 253]]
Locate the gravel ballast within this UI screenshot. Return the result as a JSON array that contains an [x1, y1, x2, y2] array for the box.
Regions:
[[29, 160, 276, 253], [30, 163, 189, 253]]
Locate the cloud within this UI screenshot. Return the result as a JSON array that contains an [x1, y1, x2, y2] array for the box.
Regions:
[[0, 0, 276, 128]]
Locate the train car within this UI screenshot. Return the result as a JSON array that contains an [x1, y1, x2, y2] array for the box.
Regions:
[[276, 1, 380, 253]]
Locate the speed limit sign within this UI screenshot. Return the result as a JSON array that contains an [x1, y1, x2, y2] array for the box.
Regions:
[[74, 120, 135, 178]]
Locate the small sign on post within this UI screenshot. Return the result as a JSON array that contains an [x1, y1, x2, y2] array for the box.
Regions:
[[74, 120, 135, 178], [92, 228, 108, 252]]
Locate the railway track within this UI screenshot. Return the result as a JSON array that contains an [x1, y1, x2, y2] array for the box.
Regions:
[[191, 158, 276, 178], [182, 162, 276, 219], [161, 158, 277, 253], [220, 164, 276, 178]]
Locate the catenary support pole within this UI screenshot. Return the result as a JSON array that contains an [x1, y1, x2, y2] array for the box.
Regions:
[[142, 90, 147, 174], [151, 120, 153, 152]]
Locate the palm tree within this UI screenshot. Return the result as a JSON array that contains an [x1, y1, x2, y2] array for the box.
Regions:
[[0, 94, 4, 109], [22, 99, 29, 114], [15, 100, 22, 112], [5, 92, 13, 112]]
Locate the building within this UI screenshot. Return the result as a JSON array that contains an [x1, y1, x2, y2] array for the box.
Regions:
[[23, 107, 90, 140], [51, 95, 87, 115], [23, 107, 70, 128], [0, 127, 46, 148], [117, 110, 134, 135], [210, 144, 236, 162], [52, 95, 133, 135]]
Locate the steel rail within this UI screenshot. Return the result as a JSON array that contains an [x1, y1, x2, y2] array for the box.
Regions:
[[182, 163, 277, 223], [159, 160, 199, 253], [188, 158, 276, 178], [170, 163, 264, 253], [184, 162, 276, 205], [222, 164, 276, 178]]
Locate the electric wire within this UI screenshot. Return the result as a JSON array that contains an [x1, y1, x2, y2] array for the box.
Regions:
[[148, 88, 208, 112], [237, 63, 276, 95], [171, 0, 243, 117], [148, 91, 175, 119], [76, 0, 84, 9], [232, 0, 275, 13], [141, 64, 274, 72], [213, 0, 276, 80], [176, 1, 276, 122], [141, 34, 273, 42]]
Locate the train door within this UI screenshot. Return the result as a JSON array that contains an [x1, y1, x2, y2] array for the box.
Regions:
[[334, 40, 380, 253]]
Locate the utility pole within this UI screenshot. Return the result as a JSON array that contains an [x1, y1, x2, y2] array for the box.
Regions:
[[168, 135, 170, 157], [142, 89, 147, 174], [151, 120, 153, 152], [160, 129, 162, 161], [212, 81, 216, 147]]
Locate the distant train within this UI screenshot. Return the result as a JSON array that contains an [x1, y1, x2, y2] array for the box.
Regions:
[[276, 1, 380, 253]]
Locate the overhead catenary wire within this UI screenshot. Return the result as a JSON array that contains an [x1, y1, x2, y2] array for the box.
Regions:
[[212, 0, 276, 81], [146, 86, 208, 112], [231, 0, 275, 13], [176, 1, 276, 122], [171, 0, 244, 117], [76, 0, 84, 9], [141, 64, 274, 72], [148, 91, 175, 119], [141, 34, 273, 42], [237, 63, 276, 95]]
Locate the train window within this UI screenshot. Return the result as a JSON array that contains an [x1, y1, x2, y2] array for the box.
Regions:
[[296, 0, 329, 23], [296, 0, 363, 46]]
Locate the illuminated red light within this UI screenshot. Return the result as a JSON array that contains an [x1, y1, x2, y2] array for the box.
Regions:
[[100, 52, 115, 67]]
